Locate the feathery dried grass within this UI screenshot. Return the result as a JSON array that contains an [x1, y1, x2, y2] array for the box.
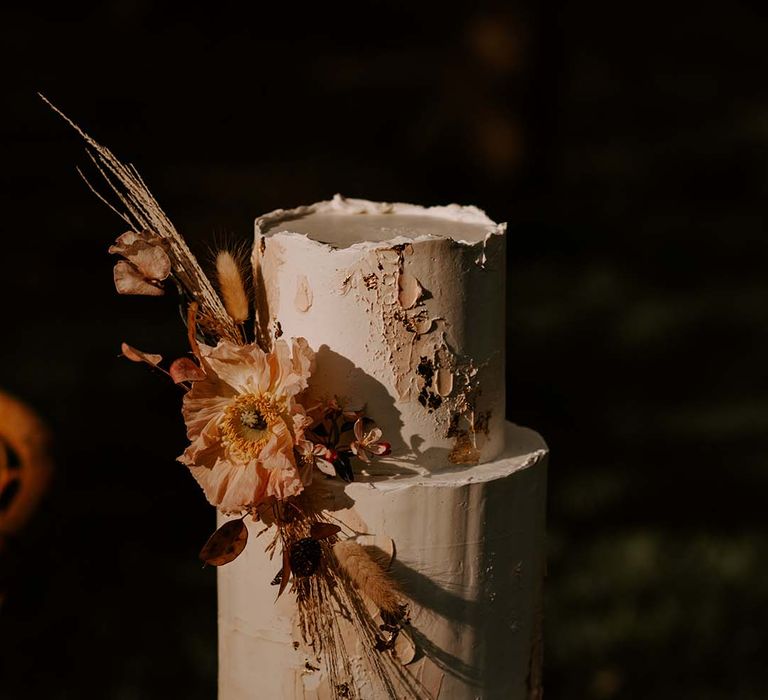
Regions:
[[333, 539, 402, 616], [266, 503, 422, 699], [40, 93, 240, 344], [215, 250, 250, 323]]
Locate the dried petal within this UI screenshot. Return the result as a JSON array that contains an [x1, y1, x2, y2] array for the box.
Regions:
[[109, 230, 171, 280], [310, 522, 341, 541], [121, 342, 162, 366], [315, 456, 337, 477], [169, 357, 207, 384], [369, 441, 392, 456], [199, 519, 248, 566], [110, 230, 170, 296], [108, 230, 155, 255], [113, 261, 165, 296], [393, 628, 417, 665], [333, 451, 355, 482], [352, 445, 371, 463], [277, 547, 292, 598], [130, 244, 171, 281]]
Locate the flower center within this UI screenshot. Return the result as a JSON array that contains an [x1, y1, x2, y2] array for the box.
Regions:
[[221, 394, 280, 459]]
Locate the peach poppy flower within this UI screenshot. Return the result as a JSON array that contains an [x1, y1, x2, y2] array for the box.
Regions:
[[178, 337, 314, 511]]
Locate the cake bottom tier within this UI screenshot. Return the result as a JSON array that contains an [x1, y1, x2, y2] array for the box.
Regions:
[[217, 423, 547, 700]]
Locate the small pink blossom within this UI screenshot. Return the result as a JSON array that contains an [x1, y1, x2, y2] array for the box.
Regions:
[[349, 419, 391, 463], [297, 440, 338, 477]]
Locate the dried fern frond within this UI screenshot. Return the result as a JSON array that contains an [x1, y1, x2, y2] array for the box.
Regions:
[[40, 93, 241, 344]]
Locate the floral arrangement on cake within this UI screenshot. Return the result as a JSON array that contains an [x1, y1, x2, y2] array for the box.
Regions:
[[43, 96, 423, 699]]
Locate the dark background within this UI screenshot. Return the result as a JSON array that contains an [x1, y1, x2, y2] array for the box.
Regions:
[[1, 2, 767, 698]]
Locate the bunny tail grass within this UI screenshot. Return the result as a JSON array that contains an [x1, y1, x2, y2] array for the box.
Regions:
[[215, 250, 250, 323], [333, 540, 402, 617]]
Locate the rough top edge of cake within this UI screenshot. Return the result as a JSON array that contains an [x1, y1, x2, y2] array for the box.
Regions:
[[255, 193, 507, 250]]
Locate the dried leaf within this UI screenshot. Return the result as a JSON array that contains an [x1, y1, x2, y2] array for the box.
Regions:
[[169, 357, 206, 384], [186, 302, 202, 361], [310, 522, 341, 541], [277, 546, 292, 599], [315, 458, 337, 477], [199, 519, 248, 566], [333, 452, 355, 482], [121, 342, 162, 366], [109, 230, 171, 280], [393, 628, 417, 665], [113, 260, 165, 296]]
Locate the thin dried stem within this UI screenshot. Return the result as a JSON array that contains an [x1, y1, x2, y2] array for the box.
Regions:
[[41, 93, 240, 344]]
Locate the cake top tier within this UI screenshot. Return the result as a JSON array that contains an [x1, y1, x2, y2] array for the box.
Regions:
[[253, 195, 507, 472], [257, 194, 503, 250]]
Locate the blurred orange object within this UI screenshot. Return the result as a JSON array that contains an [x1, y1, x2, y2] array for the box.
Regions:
[[0, 390, 53, 548]]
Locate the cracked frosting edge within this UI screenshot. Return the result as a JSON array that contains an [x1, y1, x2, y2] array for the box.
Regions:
[[254, 193, 507, 251]]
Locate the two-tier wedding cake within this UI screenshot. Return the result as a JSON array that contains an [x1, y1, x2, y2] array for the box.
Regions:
[[217, 195, 547, 699], [45, 96, 548, 700]]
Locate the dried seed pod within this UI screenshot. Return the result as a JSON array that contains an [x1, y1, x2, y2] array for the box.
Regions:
[[289, 537, 322, 577], [199, 519, 248, 566]]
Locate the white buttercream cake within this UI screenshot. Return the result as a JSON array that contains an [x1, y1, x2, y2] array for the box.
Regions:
[[218, 195, 547, 700]]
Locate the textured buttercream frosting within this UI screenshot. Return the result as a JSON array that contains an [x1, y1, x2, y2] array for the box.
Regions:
[[217, 423, 547, 699], [252, 195, 507, 472]]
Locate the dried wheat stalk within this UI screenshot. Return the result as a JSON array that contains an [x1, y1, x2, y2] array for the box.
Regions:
[[40, 93, 240, 343]]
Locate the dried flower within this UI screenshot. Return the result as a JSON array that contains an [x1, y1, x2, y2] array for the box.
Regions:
[[215, 250, 250, 323], [349, 419, 391, 463], [178, 337, 315, 511], [109, 230, 171, 296], [297, 440, 338, 476]]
